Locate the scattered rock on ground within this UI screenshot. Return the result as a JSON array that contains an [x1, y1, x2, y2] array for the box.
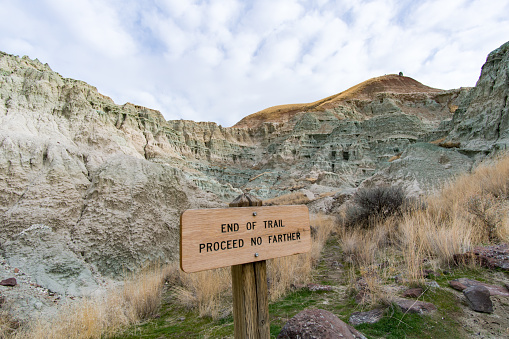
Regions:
[[420, 269, 441, 278], [463, 286, 494, 313], [450, 279, 467, 291], [394, 298, 437, 314], [402, 287, 423, 298], [307, 283, 333, 292], [349, 308, 384, 326], [278, 309, 367, 339], [453, 244, 509, 271], [449, 278, 509, 297], [0, 278, 17, 286], [425, 280, 440, 289], [355, 290, 370, 304]]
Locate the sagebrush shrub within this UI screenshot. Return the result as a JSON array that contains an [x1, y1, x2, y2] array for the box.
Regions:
[[343, 186, 407, 229]]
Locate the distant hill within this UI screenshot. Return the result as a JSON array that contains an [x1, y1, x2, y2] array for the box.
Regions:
[[233, 74, 442, 128]]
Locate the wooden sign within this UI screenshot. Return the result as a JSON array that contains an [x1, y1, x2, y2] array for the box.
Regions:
[[180, 205, 310, 273]]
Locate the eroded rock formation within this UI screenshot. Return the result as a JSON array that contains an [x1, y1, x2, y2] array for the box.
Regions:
[[0, 52, 225, 283], [1, 41, 508, 313]]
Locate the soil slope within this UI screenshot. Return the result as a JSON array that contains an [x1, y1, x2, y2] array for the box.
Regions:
[[233, 74, 442, 128]]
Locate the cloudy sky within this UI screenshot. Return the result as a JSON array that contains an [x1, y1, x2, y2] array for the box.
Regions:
[[1, 0, 508, 126]]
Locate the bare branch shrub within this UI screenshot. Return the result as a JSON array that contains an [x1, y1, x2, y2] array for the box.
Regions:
[[343, 186, 407, 229], [466, 195, 502, 242]]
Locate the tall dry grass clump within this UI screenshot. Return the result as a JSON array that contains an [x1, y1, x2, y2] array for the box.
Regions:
[[338, 186, 405, 268], [309, 213, 337, 262], [8, 265, 169, 339], [263, 192, 311, 206], [396, 155, 509, 279], [168, 263, 232, 319], [398, 207, 474, 267], [268, 254, 312, 301], [0, 310, 20, 338], [337, 154, 509, 294], [426, 154, 509, 243]]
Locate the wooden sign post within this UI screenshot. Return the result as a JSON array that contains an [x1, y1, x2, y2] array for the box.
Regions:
[[180, 193, 311, 339], [229, 194, 268, 339]]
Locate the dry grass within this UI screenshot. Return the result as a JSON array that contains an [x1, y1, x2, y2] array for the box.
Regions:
[[337, 154, 509, 300], [339, 228, 379, 266], [448, 104, 459, 113], [7, 265, 169, 339], [438, 141, 461, 148], [268, 213, 336, 300], [263, 192, 311, 206], [249, 171, 271, 182], [0, 310, 20, 338], [430, 137, 446, 145], [388, 153, 402, 162], [234, 74, 440, 128], [169, 264, 232, 319], [429, 137, 461, 148], [426, 154, 509, 243], [268, 254, 313, 301]]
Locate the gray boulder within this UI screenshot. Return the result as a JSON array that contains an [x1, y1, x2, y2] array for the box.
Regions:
[[349, 308, 384, 326], [394, 298, 437, 314], [463, 285, 494, 313]]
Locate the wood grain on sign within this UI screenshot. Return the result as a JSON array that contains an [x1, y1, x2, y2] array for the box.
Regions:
[[180, 205, 310, 273]]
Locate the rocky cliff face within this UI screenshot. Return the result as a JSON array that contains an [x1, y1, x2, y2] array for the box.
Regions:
[[0, 52, 226, 285], [1, 41, 508, 313], [363, 41, 509, 191], [448, 41, 509, 151], [176, 76, 469, 197]]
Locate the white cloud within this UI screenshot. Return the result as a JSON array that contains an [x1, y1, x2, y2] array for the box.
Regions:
[[0, 0, 508, 126], [45, 0, 137, 59]]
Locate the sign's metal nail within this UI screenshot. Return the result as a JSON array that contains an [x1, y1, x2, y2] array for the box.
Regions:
[[254, 253, 259, 257], [253, 212, 257, 216]]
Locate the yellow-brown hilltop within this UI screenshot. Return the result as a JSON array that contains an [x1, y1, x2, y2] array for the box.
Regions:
[[233, 74, 442, 128]]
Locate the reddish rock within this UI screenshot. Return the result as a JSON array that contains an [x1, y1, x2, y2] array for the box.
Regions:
[[453, 243, 509, 271], [290, 283, 306, 290], [449, 278, 509, 297], [0, 278, 17, 287], [402, 288, 424, 298], [449, 280, 467, 291], [394, 298, 437, 314], [463, 286, 493, 313], [13, 268, 19, 273], [355, 290, 369, 304], [278, 309, 367, 339]]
